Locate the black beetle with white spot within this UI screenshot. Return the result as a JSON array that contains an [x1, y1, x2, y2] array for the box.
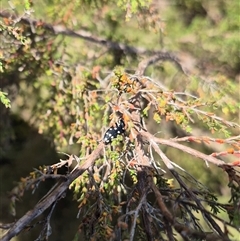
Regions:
[[103, 119, 125, 144]]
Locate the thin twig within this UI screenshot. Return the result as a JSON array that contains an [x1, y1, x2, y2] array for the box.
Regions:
[[171, 135, 240, 146], [129, 193, 147, 241]]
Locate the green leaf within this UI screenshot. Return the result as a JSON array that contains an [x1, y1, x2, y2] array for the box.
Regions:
[[0, 91, 11, 108]]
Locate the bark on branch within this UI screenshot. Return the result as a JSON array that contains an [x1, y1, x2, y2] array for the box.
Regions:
[[0, 10, 184, 66], [1, 143, 104, 241]]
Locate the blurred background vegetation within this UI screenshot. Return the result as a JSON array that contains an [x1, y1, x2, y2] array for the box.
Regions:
[[0, 0, 239, 240]]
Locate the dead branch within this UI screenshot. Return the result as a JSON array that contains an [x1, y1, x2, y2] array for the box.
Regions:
[[171, 170, 230, 239], [148, 173, 232, 241], [140, 130, 226, 166], [1, 143, 104, 241], [135, 53, 187, 76], [171, 135, 240, 146], [1, 10, 168, 57]]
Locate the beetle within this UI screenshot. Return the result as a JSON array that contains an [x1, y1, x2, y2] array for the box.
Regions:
[[103, 119, 125, 144]]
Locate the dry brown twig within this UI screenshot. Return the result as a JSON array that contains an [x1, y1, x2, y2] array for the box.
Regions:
[[1, 143, 104, 241], [140, 130, 226, 167]]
